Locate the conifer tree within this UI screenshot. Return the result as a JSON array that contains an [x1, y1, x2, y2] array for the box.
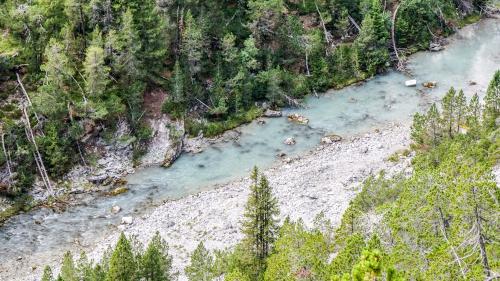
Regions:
[[172, 60, 185, 103], [355, 0, 389, 75], [455, 89, 466, 133], [139, 231, 173, 281], [483, 70, 500, 128], [60, 251, 78, 281], [441, 87, 456, 137], [466, 93, 481, 132], [41, 266, 54, 281], [185, 242, 214, 281], [241, 166, 280, 276], [182, 10, 205, 76], [83, 44, 109, 97], [106, 233, 136, 281]]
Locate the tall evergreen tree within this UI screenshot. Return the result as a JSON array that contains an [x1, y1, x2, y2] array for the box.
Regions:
[[185, 242, 214, 281], [60, 251, 78, 281], [41, 266, 54, 281], [181, 10, 205, 76], [139, 232, 173, 281], [354, 0, 389, 75], [483, 70, 500, 128], [106, 233, 137, 281], [241, 166, 280, 277]]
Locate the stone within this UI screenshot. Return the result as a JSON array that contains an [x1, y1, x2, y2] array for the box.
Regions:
[[287, 113, 309, 125], [469, 80, 477, 86], [276, 152, 287, 158], [422, 81, 437, 88], [429, 42, 444, 52], [405, 79, 417, 87], [88, 174, 109, 184], [263, 109, 282, 117], [163, 140, 183, 168], [284, 137, 296, 145], [257, 119, 266, 125], [121, 216, 133, 225], [111, 205, 121, 214], [321, 134, 342, 144]]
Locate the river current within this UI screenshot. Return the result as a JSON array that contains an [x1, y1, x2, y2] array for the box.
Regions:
[[0, 19, 499, 268]]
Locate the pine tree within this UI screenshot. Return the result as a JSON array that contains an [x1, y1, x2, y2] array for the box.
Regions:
[[241, 166, 280, 276], [106, 233, 136, 281], [139, 231, 173, 281], [466, 93, 481, 132], [483, 70, 500, 128], [455, 89, 466, 133], [171, 60, 185, 103], [355, 0, 389, 76], [60, 251, 78, 281], [185, 242, 214, 281], [441, 87, 456, 138], [181, 10, 205, 76], [83, 44, 110, 97], [41, 266, 54, 281]]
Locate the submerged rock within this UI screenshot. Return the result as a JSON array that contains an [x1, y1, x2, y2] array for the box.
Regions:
[[284, 137, 296, 145], [263, 109, 282, 117], [111, 205, 121, 214], [162, 139, 183, 168], [422, 81, 437, 88], [287, 113, 309, 125]]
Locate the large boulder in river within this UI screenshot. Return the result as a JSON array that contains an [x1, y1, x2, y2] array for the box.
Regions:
[[287, 113, 309, 125], [284, 137, 296, 145], [264, 109, 282, 117], [162, 139, 183, 168], [121, 216, 133, 225]]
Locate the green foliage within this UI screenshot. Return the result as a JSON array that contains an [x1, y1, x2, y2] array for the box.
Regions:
[[139, 232, 173, 281], [46, 232, 173, 281], [355, 0, 390, 76], [240, 167, 280, 278], [107, 233, 137, 281], [185, 242, 214, 281]]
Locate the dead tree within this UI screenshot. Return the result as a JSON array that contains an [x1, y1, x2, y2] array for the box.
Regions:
[[0, 127, 13, 188], [391, 4, 406, 71], [315, 1, 333, 54]]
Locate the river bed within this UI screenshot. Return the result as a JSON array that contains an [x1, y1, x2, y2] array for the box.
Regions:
[[0, 18, 499, 279]]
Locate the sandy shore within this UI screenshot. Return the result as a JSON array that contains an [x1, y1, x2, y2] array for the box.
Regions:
[[1, 122, 413, 281]]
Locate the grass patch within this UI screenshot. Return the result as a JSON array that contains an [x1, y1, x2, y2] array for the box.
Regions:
[[457, 13, 481, 28], [0, 196, 32, 226], [186, 107, 263, 137]]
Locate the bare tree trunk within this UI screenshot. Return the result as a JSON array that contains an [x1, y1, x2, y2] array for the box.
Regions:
[[391, 4, 404, 70], [1, 131, 12, 187], [21, 104, 53, 195], [16, 73, 44, 134], [348, 14, 361, 32], [472, 187, 491, 277], [438, 207, 467, 279], [305, 52, 311, 76], [315, 1, 332, 54]]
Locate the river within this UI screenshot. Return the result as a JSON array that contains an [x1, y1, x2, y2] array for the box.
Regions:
[[0, 18, 499, 275]]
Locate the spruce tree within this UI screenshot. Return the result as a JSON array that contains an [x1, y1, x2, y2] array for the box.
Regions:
[[354, 0, 389, 75], [83, 44, 110, 97], [41, 266, 54, 281], [181, 10, 205, 76], [60, 251, 78, 281], [441, 87, 456, 138], [241, 166, 280, 276], [139, 231, 173, 281], [185, 242, 214, 281], [483, 70, 500, 128], [106, 233, 136, 281]]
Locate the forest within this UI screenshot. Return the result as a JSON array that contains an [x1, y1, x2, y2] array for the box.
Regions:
[[0, 0, 492, 198], [41, 71, 499, 281]]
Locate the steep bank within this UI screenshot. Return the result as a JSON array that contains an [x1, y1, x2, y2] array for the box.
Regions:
[[1, 123, 412, 281]]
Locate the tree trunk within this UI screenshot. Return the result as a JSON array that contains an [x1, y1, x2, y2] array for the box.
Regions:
[[1, 131, 12, 187], [472, 187, 491, 277]]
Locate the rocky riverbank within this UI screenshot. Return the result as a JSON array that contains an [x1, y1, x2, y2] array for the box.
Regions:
[[1, 122, 414, 281]]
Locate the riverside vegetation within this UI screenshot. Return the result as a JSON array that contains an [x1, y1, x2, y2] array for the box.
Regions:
[[42, 72, 499, 281], [0, 0, 495, 200]]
